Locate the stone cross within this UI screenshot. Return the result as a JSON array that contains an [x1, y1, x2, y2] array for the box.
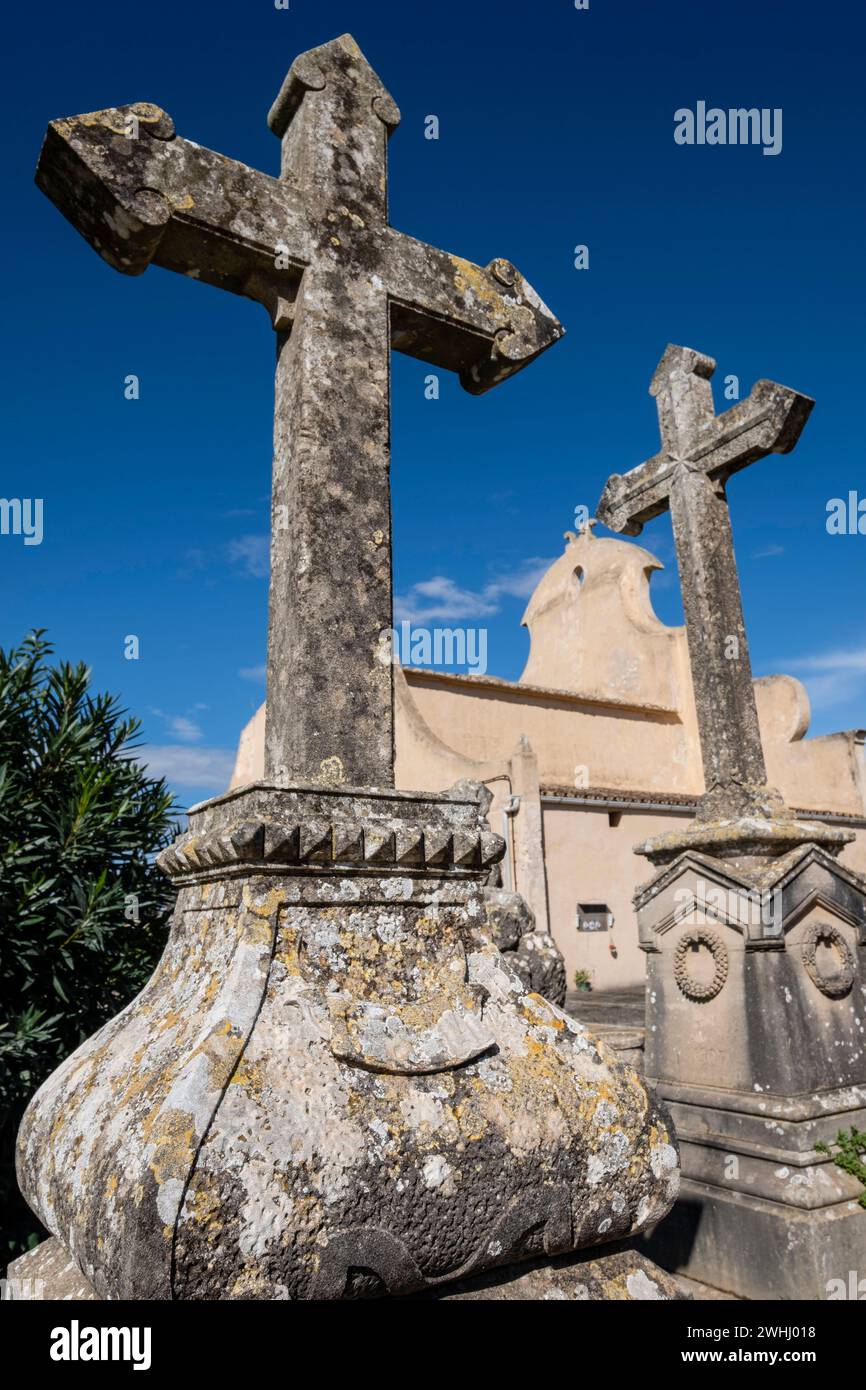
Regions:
[[597, 345, 813, 817], [36, 33, 563, 788]]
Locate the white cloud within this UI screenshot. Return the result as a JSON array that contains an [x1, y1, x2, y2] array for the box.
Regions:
[[168, 715, 202, 743], [137, 745, 236, 790], [783, 645, 866, 712], [239, 664, 267, 683], [752, 544, 785, 559], [227, 534, 269, 578], [150, 708, 204, 742], [394, 558, 554, 624], [395, 576, 498, 623], [788, 647, 866, 673]]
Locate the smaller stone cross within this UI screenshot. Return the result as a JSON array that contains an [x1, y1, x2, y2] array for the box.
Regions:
[[597, 345, 813, 822]]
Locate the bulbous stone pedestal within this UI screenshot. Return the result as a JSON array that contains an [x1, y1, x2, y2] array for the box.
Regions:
[[16, 780, 679, 1300]]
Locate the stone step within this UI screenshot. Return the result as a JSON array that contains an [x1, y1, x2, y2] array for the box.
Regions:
[[565, 989, 646, 1072]]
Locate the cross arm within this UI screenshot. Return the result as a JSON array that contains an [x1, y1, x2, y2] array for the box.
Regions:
[[35, 103, 312, 311], [685, 379, 814, 485], [596, 451, 674, 535], [597, 377, 814, 536], [382, 230, 564, 395]]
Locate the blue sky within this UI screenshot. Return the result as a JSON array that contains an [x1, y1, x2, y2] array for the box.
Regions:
[[3, 0, 865, 812]]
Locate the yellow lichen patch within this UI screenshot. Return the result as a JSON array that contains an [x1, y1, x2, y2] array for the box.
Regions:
[[171, 194, 195, 211], [146, 1108, 196, 1187], [449, 256, 508, 322], [202, 972, 220, 1007], [186, 1018, 245, 1091], [242, 882, 286, 921], [228, 1267, 276, 1299], [336, 205, 366, 229], [453, 1094, 489, 1144], [276, 925, 302, 976], [75, 105, 163, 135], [190, 1184, 224, 1235], [112, 1055, 159, 1109], [130, 102, 167, 123], [520, 993, 566, 1030], [578, 1078, 621, 1128], [230, 1058, 265, 1104]]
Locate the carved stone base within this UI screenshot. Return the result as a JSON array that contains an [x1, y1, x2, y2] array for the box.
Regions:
[[16, 781, 679, 1300], [643, 1175, 866, 1302]]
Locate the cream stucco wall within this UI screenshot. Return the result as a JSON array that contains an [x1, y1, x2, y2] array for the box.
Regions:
[[229, 526, 866, 992]]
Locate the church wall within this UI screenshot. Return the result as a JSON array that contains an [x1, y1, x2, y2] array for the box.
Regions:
[[542, 802, 692, 992], [541, 803, 866, 993], [404, 673, 701, 796]]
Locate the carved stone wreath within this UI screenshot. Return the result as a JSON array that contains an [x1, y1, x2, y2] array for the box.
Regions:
[[674, 928, 729, 1002], [800, 922, 855, 999]]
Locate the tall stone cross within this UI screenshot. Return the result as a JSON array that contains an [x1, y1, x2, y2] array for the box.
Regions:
[[37, 33, 563, 788], [597, 345, 813, 819]]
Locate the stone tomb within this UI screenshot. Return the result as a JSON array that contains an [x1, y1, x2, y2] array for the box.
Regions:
[[637, 843, 866, 1300]]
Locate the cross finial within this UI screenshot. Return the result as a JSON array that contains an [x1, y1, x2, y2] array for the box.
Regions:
[[650, 344, 716, 457]]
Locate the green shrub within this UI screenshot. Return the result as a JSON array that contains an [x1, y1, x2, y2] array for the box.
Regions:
[[816, 1126, 866, 1209], [0, 632, 178, 1262]]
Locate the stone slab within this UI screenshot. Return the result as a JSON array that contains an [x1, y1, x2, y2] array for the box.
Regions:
[[642, 1178, 866, 1302], [7, 1238, 689, 1301]]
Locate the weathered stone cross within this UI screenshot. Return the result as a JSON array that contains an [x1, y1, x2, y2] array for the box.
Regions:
[[37, 33, 562, 788], [597, 345, 813, 819]]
